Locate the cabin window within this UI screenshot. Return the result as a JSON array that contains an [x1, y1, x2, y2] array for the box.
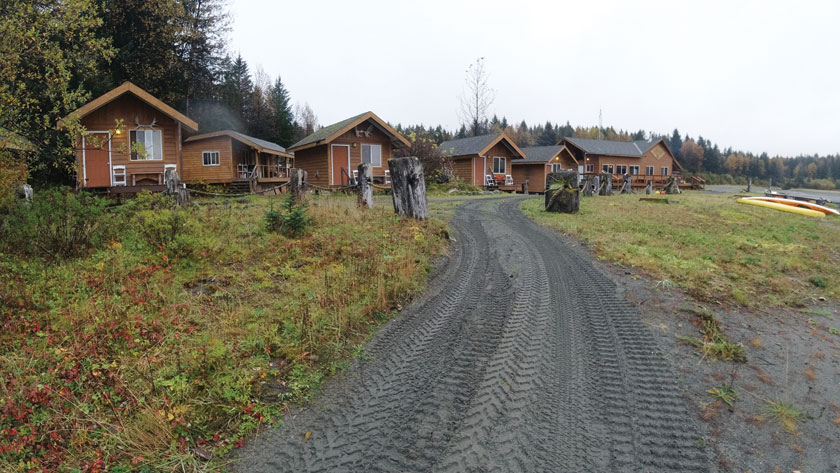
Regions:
[[129, 129, 163, 161], [362, 144, 382, 167], [585, 164, 594, 173], [646, 165, 654, 175], [661, 167, 669, 176], [616, 165, 627, 175], [202, 151, 220, 166], [629, 165, 640, 175], [550, 163, 563, 173], [493, 157, 506, 174]]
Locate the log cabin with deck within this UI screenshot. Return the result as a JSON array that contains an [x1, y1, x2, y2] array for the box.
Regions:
[[560, 137, 695, 189], [514, 145, 578, 193], [287, 112, 410, 188], [65, 82, 198, 192], [438, 132, 526, 190], [182, 130, 292, 193]]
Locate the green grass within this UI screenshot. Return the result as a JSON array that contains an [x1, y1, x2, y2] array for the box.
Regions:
[[0, 193, 447, 471], [521, 192, 840, 307], [763, 400, 805, 434]]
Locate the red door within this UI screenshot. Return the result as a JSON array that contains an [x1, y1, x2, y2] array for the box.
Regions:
[[331, 145, 349, 186], [84, 132, 110, 187]]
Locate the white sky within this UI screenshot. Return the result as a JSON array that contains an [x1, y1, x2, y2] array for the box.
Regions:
[[228, 0, 839, 157]]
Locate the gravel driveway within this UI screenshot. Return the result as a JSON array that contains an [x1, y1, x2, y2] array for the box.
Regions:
[[234, 196, 713, 472]]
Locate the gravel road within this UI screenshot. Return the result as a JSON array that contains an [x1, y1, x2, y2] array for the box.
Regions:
[[234, 197, 713, 472]]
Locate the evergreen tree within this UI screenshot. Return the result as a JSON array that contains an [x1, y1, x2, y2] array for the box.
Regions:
[[669, 129, 683, 161], [537, 121, 558, 146], [219, 54, 252, 132], [269, 76, 295, 147]]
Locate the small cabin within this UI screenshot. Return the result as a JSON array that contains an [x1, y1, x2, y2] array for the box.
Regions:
[[182, 130, 292, 192], [514, 145, 578, 192], [64, 82, 198, 191], [287, 112, 410, 188], [561, 137, 684, 189], [438, 132, 526, 190]]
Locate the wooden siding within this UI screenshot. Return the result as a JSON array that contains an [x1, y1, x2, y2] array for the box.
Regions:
[[330, 122, 394, 179], [293, 144, 330, 187], [76, 94, 180, 187], [511, 163, 550, 190], [182, 136, 234, 183], [451, 157, 474, 185]]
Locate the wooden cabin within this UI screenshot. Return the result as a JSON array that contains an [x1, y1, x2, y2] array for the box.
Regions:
[[64, 82, 198, 192], [438, 132, 526, 190], [560, 137, 684, 189], [287, 112, 410, 188], [514, 145, 578, 192], [182, 130, 292, 192]]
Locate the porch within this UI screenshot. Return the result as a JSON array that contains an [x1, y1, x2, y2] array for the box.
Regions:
[[582, 173, 701, 190]]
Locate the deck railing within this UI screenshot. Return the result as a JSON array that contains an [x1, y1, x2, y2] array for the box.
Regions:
[[236, 164, 290, 180]]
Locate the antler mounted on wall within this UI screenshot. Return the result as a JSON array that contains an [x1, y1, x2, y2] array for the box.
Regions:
[[135, 116, 158, 129], [354, 125, 373, 138]]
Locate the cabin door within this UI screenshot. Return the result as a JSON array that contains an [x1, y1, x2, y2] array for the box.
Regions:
[[331, 144, 350, 186], [83, 132, 111, 187]]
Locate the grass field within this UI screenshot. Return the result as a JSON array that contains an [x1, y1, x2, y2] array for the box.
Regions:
[[522, 192, 840, 307], [0, 193, 446, 472]]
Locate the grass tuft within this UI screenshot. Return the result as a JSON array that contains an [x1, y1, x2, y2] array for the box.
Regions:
[[763, 400, 804, 434]]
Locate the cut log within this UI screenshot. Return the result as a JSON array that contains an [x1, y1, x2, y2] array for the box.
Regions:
[[664, 176, 681, 194], [164, 169, 190, 207], [620, 173, 633, 194], [290, 168, 308, 203], [599, 172, 612, 195], [389, 156, 428, 220], [357, 162, 373, 209], [544, 171, 580, 213]]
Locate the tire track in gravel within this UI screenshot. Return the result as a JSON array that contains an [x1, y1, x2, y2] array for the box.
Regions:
[[234, 196, 714, 473]]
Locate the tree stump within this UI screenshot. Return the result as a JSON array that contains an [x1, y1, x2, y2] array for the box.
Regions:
[[522, 179, 529, 195], [599, 172, 613, 195], [290, 168, 308, 203], [645, 180, 652, 195], [164, 169, 190, 207], [15, 184, 33, 205], [544, 171, 580, 213], [745, 178, 752, 193], [620, 174, 633, 194], [591, 175, 599, 196], [357, 163, 373, 208], [664, 176, 681, 194], [389, 156, 428, 220], [580, 176, 593, 197]]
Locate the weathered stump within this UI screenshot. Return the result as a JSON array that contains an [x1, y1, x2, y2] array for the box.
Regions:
[[544, 171, 580, 213], [15, 184, 33, 205], [581, 176, 593, 197], [389, 156, 428, 220], [164, 169, 190, 207], [357, 163, 373, 208], [599, 172, 612, 195], [522, 179, 529, 195], [290, 168, 308, 203], [745, 178, 752, 193], [645, 180, 653, 195], [620, 174, 633, 194], [664, 176, 681, 194], [591, 175, 599, 196]]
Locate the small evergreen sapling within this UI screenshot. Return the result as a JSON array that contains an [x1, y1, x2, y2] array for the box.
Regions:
[[264, 194, 311, 237]]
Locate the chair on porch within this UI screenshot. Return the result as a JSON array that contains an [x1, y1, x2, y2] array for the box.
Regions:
[[484, 174, 497, 188], [384, 169, 391, 185], [505, 174, 514, 186]]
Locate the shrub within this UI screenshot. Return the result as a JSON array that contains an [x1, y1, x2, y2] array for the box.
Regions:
[[121, 191, 204, 258], [264, 195, 311, 237], [809, 275, 827, 288], [0, 157, 27, 214], [0, 187, 113, 258]]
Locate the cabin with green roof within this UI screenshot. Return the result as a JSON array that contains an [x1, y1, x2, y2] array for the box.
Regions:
[[286, 112, 410, 188]]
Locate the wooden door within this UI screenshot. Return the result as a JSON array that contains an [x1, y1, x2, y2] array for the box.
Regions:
[[331, 145, 349, 186], [84, 132, 110, 187]]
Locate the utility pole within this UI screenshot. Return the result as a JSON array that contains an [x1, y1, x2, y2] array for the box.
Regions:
[[598, 109, 603, 140]]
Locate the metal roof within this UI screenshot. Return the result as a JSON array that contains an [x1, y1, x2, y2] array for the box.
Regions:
[[518, 145, 565, 163]]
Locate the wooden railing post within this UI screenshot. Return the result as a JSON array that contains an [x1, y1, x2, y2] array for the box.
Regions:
[[389, 156, 428, 220], [357, 162, 373, 209]]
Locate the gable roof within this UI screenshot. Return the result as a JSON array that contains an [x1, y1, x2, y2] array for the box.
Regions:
[[185, 130, 291, 157], [438, 132, 526, 159], [287, 111, 410, 152], [517, 145, 566, 163], [62, 82, 198, 132], [563, 137, 682, 170]]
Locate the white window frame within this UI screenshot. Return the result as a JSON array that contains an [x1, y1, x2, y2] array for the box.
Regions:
[[202, 150, 221, 166], [646, 165, 654, 175], [629, 165, 640, 175], [585, 164, 594, 173], [661, 166, 669, 176], [615, 164, 627, 175], [130, 129, 163, 161], [550, 163, 564, 173], [492, 156, 506, 174], [361, 144, 382, 167], [602, 164, 614, 174]]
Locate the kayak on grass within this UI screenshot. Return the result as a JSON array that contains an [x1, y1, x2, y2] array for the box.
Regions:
[[736, 198, 826, 218]]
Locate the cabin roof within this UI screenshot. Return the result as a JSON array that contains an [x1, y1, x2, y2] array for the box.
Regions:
[[62, 81, 199, 132], [438, 132, 526, 159], [185, 130, 291, 157], [288, 111, 410, 151], [517, 145, 566, 163], [563, 137, 662, 157]]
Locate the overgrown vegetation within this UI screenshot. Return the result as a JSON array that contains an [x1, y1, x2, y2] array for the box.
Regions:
[[0, 191, 446, 471], [264, 195, 312, 237], [521, 192, 840, 307]]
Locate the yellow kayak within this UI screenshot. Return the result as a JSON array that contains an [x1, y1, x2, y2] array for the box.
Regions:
[[737, 198, 825, 218], [743, 196, 839, 215]]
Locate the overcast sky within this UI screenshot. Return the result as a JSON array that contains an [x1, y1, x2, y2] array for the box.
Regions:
[[228, 0, 839, 156]]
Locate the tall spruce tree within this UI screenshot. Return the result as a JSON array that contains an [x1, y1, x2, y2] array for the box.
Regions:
[[269, 76, 296, 147], [537, 121, 558, 146]]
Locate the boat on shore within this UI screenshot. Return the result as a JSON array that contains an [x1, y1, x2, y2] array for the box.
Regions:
[[736, 198, 826, 217], [743, 196, 839, 216]]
